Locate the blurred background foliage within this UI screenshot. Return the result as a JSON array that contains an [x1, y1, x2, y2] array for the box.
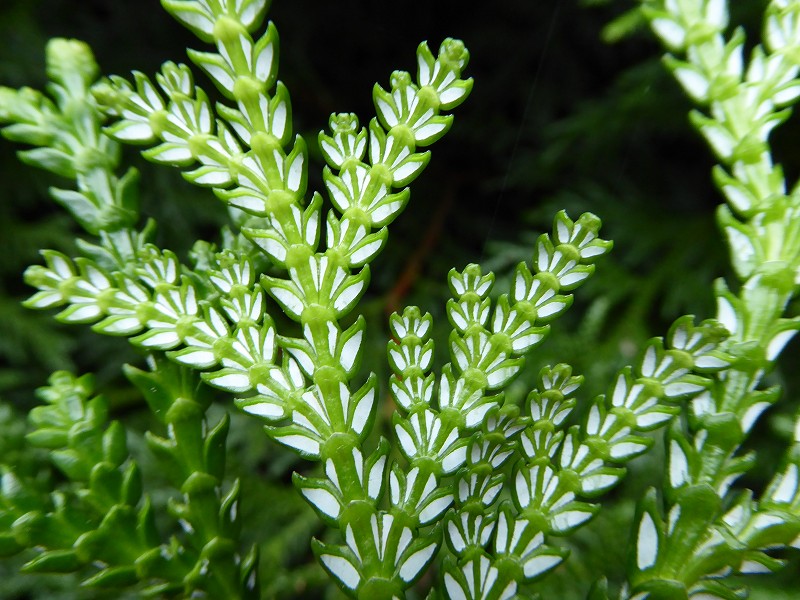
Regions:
[[0, 0, 798, 598]]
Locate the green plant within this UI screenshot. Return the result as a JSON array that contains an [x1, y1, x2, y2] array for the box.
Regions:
[[1, 0, 799, 598], [614, 0, 800, 597]]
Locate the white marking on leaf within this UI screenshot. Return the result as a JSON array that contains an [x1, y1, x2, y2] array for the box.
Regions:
[[464, 403, 493, 428], [50, 254, 73, 278], [674, 67, 709, 100], [551, 510, 591, 532], [537, 300, 565, 318], [333, 279, 364, 312], [270, 287, 304, 316], [663, 381, 704, 397], [376, 98, 397, 128], [666, 505, 681, 535], [370, 200, 402, 225], [205, 64, 235, 90], [439, 86, 466, 106], [586, 405, 601, 435], [487, 364, 518, 388], [197, 102, 212, 133], [275, 434, 319, 457], [138, 330, 180, 348], [229, 193, 265, 213], [669, 440, 689, 489], [559, 270, 589, 287], [774, 82, 800, 105], [716, 296, 738, 335], [773, 463, 798, 504], [448, 521, 466, 553], [419, 494, 452, 524], [368, 455, 385, 500], [287, 152, 304, 192], [101, 316, 142, 334], [209, 372, 251, 392], [239, 0, 260, 28], [142, 76, 164, 107], [704, 0, 727, 29], [321, 140, 343, 167], [392, 160, 422, 183], [694, 354, 727, 369], [320, 555, 359, 590], [767, 329, 796, 361], [351, 387, 374, 436], [580, 245, 606, 258], [396, 523, 412, 558], [261, 236, 287, 262], [523, 554, 562, 578], [702, 124, 735, 159], [272, 148, 285, 181], [340, 330, 362, 372], [641, 345, 656, 377], [722, 183, 753, 212], [396, 424, 416, 459], [114, 120, 154, 141], [610, 441, 646, 460], [301, 488, 340, 519], [637, 512, 658, 569], [63, 304, 102, 322], [242, 402, 283, 419], [740, 560, 770, 574], [581, 473, 619, 494], [442, 445, 467, 474], [475, 279, 492, 298], [414, 122, 446, 143], [652, 18, 685, 48], [350, 239, 382, 265], [444, 573, 466, 600], [398, 543, 437, 582], [741, 401, 770, 434], [636, 411, 672, 428], [174, 349, 216, 368], [193, 168, 231, 186], [256, 43, 274, 81], [751, 513, 784, 530], [725, 225, 755, 273]]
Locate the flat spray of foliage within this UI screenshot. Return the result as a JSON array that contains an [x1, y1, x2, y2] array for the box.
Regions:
[[0, 0, 799, 598]]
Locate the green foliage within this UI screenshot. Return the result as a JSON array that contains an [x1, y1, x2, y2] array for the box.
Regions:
[[1, 0, 799, 599]]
